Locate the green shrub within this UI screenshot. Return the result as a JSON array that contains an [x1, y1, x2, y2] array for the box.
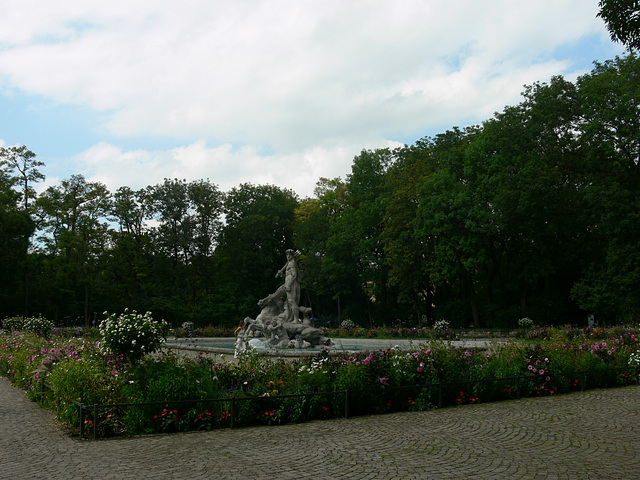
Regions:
[[2, 316, 25, 331], [2, 315, 54, 336], [340, 319, 356, 329], [46, 357, 120, 425], [99, 310, 167, 364], [23, 316, 55, 337], [518, 317, 534, 328]]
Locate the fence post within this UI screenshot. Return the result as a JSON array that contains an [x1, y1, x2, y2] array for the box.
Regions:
[[93, 404, 98, 439], [344, 390, 349, 419], [79, 403, 85, 438], [230, 394, 235, 429]]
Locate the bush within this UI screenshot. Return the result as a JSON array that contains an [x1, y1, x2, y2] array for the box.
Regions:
[[181, 321, 195, 333], [518, 317, 534, 328], [46, 357, 121, 425], [340, 319, 356, 329], [99, 310, 167, 364], [1, 316, 55, 336], [2, 316, 25, 331], [433, 319, 450, 331], [24, 316, 55, 336]]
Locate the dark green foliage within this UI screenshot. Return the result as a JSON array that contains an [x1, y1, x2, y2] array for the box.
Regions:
[[212, 183, 299, 326], [598, 0, 640, 51], [3, 55, 640, 328], [0, 166, 34, 317]]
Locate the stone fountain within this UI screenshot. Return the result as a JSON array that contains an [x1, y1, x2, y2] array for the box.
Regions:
[[235, 249, 331, 355]]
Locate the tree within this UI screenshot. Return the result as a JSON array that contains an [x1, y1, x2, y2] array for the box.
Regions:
[[0, 165, 34, 317], [148, 178, 194, 269], [213, 183, 299, 324], [571, 54, 640, 321], [36, 175, 111, 323], [414, 74, 588, 328], [462, 77, 586, 324], [414, 127, 488, 326], [343, 149, 395, 326], [0, 145, 44, 314], [598, 0, 640, 51], [416, 157, 489, 327], [142, 178, 225, 324], [188, 179, 224, 258], [99, 186, 154, 313], [294, 177, 364, 323], [381, 140, 436, 324], [0, 145, 44, 210]]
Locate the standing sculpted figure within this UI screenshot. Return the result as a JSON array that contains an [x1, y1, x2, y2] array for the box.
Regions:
[[276, 249, 301, 323]]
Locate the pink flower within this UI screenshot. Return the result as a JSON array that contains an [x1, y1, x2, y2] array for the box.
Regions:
[[539, 369, 545, 375], [380, 377, 387, 384]]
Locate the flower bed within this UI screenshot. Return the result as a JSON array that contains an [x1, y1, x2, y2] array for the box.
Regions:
[[1, 320, 639, 438]]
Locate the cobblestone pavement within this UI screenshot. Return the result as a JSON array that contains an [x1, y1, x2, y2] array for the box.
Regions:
[[1, 376, 639, 480]]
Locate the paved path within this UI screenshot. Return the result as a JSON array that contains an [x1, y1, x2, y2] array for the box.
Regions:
[[1, 376, 639, 479]]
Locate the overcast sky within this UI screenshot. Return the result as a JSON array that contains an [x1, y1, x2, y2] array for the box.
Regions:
[[0, 0, 625, 198]]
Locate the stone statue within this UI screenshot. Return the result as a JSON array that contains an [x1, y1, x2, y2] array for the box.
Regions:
[[276, 249, 301, 323], [236, 249, 331, 354]]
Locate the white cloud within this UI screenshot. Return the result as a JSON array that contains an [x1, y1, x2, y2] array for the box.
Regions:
[[66, 138, 403, 198], [0, 0, 625, 197]]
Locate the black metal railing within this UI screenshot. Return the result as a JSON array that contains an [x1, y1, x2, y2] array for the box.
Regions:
[[59, 365, 638, 439]]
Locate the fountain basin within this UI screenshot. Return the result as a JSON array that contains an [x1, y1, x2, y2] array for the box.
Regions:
[[165, 337, 496, 357]]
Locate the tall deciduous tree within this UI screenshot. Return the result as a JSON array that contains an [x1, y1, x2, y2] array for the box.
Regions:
[[571, 54, 640, 320], [0, 145, 44, 314], [0, 165, 34, 317], [382, 140, 436, 324], [598, 0, 640, 51], [295, 177, 358, 323], [36, 175, 111, 323], [214, 183, 298, 323], [0, 145, 44, 210], [343, 149, 394, 326], [100, 186, 154, 312], [414, 127, 487, 326]]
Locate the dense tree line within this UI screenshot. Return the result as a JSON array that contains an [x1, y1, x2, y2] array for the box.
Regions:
[[1, 54, 639, 328]]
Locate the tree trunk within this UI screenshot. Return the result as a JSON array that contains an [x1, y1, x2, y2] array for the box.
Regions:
[[84, 284, 90, 327], [23, 268, 29, 317], [468, 274, 480, 327], [520, 285, 528, 316], [470, 293, 480, 327]]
